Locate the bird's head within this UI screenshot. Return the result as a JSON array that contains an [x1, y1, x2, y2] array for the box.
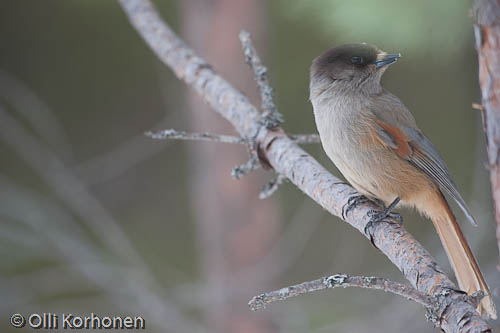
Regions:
[[310, 43, 400, 93]]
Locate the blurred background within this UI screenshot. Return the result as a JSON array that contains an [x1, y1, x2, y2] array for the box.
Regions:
[[0, 0, 498, 332]]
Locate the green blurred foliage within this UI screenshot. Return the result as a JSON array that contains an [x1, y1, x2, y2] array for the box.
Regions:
[[280, 0, 473, 56]]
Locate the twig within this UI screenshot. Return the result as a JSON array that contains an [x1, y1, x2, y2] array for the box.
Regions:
[[249, 273, 434, 311], [146, 129, 246, 144], [231, 153, 261, 179], [259, 173, 286, 199], [231, 30, 283, 180], [471, 102, 485, 111], [148, 129, 262, 180], [289, 133, 321, 144], [146, 130, 316, 183], [147, 128, 320, 145], [118, 1, 492, 331], [239, 30, 283, 129], [76, 132, 170, 185]]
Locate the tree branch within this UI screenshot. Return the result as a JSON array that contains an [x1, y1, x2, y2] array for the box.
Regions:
[[146, 128, 320, 145], [248, 274, 435, 312], [231, 152, 261, 179], [118, 0, 493, 331], [146, 129, 246, 144], [239, 30, 283, 129], [259, 173, 287, 199], [473, 0, 500, 269], [288, 133, 321, 144]]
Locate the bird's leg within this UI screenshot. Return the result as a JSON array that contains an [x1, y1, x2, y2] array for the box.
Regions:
[[368, 197, 402, 224], [365, 197, 402, 247]]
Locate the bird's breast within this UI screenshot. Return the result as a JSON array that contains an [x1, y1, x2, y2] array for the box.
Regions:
[[312, 95, 374, 159], [311, 94, 404, 201]]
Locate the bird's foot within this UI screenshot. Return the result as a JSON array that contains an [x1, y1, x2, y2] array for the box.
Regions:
[[364, 197, 402, 247], [367, 210, 403, 225], [342, 194, 371, 220]]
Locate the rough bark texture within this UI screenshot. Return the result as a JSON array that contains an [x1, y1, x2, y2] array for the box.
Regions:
[[473, 0, 500, 269], [118, 0, 493, 331]]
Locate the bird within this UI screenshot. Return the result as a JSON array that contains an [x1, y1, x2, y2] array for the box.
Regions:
[[309, 43, 496, 319]]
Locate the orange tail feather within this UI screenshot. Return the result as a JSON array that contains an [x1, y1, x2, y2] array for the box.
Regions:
[[417, 190, 496, 319]]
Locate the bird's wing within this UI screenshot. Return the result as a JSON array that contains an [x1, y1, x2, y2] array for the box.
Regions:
[[374, 119, 477, 226]]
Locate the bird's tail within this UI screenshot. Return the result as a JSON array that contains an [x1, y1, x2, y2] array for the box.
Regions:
[[419, 190, 496, 319]]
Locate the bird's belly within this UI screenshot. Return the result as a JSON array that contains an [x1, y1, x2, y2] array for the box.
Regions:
[[326, 142, 393, 201], [320, 126, 432, 205], [313, 100, 433, 204]]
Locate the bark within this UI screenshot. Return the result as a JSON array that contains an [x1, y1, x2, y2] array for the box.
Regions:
[[118, 0, 493, 331], [473, 0, 500, 269]]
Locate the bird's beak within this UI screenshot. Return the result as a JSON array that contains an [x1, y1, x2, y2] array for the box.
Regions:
[[374, 53, 401, 68]]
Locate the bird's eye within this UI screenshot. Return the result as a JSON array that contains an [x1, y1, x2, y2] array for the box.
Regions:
[[351, 56, 364, 65]]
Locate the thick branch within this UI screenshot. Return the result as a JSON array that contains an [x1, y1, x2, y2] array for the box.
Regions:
[[118, 0, 492, 331], [473, 0, 500, 267]]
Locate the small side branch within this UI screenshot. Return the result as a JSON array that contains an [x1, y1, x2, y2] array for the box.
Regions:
[[145, 129, 245, 144], [289, 133, 320, 144], [146, 129, 320, 145], [146, 129, 317, 186], [259, 173, 286, 199], [249, 273, 434, 311], [239, 31, 283, 129], [232, 153, 261, 179]]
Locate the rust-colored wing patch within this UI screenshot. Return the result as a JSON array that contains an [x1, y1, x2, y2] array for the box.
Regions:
[[376, 121, 478, 227], [374, 120, 413, 159]]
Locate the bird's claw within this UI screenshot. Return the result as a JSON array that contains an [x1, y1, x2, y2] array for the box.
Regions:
[[367, 209, 403, 225], [364, 197, 403, 248], [342, 194, 370, 220]]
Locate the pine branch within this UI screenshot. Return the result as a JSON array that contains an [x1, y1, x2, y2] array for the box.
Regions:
[[239, 30, 283, 129], [248, 274, 435, 312]]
